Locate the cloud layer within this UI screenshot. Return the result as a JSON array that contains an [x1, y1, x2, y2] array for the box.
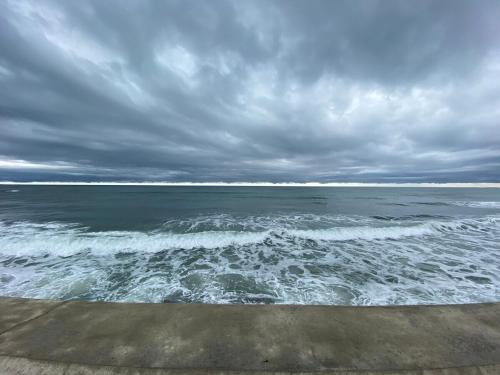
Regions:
[[1, 0, 499, 182]]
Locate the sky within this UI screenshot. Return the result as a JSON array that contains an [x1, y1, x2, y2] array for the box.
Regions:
[[0, 0, 499, 183]]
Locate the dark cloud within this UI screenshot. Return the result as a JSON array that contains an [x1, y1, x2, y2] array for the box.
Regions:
[[0, 0, 499, 182]]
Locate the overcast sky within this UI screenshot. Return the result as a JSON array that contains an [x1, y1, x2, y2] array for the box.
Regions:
[[1, 0, 499, 182]]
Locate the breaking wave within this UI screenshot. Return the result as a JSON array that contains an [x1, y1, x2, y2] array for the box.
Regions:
[[0, 216, 491, 257], [453, 201, 500, 209], [1, 214, 499, 305]]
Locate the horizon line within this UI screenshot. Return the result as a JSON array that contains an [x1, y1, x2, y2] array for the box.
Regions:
[[1, 181, 500, 188]]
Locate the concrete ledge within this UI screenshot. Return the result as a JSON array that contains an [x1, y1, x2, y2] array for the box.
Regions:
[[0, 297, 499, 374]]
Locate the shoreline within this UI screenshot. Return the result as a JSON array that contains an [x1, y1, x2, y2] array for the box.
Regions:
[[1, 297, 499, 374]]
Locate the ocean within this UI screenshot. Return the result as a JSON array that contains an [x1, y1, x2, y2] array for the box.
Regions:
[[0, 185, 499, 305]]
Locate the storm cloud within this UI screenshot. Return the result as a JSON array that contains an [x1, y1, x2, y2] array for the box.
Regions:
[[1, 0, 499, 182]]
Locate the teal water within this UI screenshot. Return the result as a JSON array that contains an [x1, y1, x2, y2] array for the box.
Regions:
[[0, 186, 499, 305]]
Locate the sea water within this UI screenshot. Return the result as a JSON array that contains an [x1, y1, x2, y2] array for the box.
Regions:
[[0, 185, 499, 305]]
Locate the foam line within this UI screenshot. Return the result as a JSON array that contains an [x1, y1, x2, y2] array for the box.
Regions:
[[1, 181, 500, 188]]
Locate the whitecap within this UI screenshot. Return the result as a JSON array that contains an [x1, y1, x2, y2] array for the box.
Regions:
[[453, 201, 500, 209], [288, 224, 435, 242]]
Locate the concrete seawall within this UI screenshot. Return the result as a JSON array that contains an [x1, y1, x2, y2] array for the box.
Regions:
[[0, 297, 499, 374]]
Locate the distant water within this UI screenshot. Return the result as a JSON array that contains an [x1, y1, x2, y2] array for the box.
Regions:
[[0, 186, 499, 305]]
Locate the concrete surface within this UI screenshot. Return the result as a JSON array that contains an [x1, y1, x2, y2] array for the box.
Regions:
[[0, 297, 499, 374]]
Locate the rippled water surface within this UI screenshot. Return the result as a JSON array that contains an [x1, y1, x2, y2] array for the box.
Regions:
[[1, 186, 499, 305]]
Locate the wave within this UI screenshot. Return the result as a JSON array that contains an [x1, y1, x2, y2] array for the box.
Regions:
[[453, 201, 500, 209], [1, 214, 499, 305], [411, 201, 451, 206], [0, 223, 269, 257], [289, 225, 435, 242], [0, 215, 497, 257]]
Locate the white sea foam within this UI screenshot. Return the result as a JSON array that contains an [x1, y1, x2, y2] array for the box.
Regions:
[[0, 215, 498, 258], [1, 215, 499, 305], [1, 181, 500, 188], [0, 217, 473, 257], [453, 201, 500, 209], [289, 224, 436, 242], [0, 222, 270, 257]]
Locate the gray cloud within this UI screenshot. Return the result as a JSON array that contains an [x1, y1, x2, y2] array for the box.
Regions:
[[0, 0, 499, 182]]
